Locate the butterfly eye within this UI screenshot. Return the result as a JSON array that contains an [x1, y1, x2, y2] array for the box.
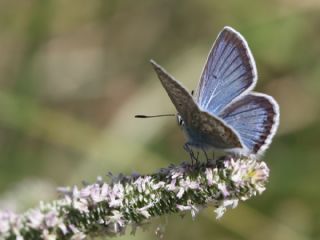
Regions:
[[177, 115, 184, 126]]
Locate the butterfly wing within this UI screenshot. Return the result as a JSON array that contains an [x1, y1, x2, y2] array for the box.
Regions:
[[195, 26, 257, 115], [150, 60, 243, 150], [218, 93, 280, 155], [193, 111, 243, 149], [150, 60, 198, 123]]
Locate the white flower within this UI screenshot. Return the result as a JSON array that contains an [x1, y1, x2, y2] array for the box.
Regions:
[[176, 204, 190, 211], [96, 176, 103, 184], [42, 229, 56, 240], [251, 161, 269, 184], [16, 235, 24, 240], [105, 211, 126, 233], [205, 168, 214, 185], [222, 199, 239, 209], [109, 196, 122, 208], [72, 186, 80, 198], [166, 179, 177, 191], [0, 211, 23, 237], [214, 206, 226, 219], [134, 176, 152, 193], [137, 208, 151, 219], [137, 202, 155, 219], [214, 199, 239, 219], [177, 200, 201, 220], [151, 181, 165, 190], [59, 223, 68, 235], [101, 183, 110, 198], [176, 188, 185, 199], [69, 224, 80, 233], [57, 186, 71, 195], [133, 177, 144, 193], [79, 185, 92, 198], [230, 170, 243, 186], [256, 185, 266, 194], [44, 210, 59, 228], [73, 198, 89, 213], [108, 183, 124, 208], [28, 209, 44, 229], [176, 177, 200, 198], [0, 219, 9, 234], [0, 211, 11, 234], [71, 232, 86, 240], [170, 167, 184, 179], [217, 182, 229, 198], [90, 184, 107, 203]]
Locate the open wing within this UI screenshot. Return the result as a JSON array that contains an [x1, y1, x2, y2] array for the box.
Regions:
[[196, 26, 257, 115], [218, 93, 280, 155], [150, 60, 242, 150], [150, 60, 198, 124]]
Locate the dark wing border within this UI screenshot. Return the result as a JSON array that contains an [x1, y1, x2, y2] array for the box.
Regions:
[[219, 92, 280, 155], [195, 26, 257, 114]]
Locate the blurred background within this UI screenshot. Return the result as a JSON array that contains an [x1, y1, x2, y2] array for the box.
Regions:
[[0, 0, 319, 239]]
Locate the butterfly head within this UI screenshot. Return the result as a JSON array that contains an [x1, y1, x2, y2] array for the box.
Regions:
[[177, 114, 185, 128]]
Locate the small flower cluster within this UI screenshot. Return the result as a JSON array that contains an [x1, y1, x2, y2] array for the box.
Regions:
[[0, 155, 269, 240]]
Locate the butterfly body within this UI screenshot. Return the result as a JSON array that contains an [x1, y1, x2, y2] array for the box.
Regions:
[[150, 26, 279, 156]]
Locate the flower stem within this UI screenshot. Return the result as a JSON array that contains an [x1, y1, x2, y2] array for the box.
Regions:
[[0, 155, 269, 240]]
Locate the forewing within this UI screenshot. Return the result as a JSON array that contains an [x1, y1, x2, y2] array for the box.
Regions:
[[150, 60, 198, 124], [196, 26, 257, 115], [219, 93, 280, 155]]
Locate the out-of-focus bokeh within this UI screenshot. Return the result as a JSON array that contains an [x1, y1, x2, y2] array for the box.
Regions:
[[0, 0, 319, 239]]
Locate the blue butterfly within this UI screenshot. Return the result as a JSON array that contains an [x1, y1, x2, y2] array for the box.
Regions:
[[150, 26, 280, 156]]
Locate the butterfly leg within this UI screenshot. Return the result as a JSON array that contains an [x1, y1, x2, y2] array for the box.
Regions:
[[215, 156, 225, 169], [183, 143, 198, 164], [195, 151, 200, 162], [201, 148, 211, 164]]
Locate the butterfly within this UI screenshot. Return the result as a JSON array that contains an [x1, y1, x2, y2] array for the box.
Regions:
[[150, 26, 280, 157]]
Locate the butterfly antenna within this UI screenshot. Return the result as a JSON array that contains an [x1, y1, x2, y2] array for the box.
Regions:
[[135, 114, 176, 118]]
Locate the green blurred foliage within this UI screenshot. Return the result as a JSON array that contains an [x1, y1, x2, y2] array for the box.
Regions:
[[0, 0, 319, 239]]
